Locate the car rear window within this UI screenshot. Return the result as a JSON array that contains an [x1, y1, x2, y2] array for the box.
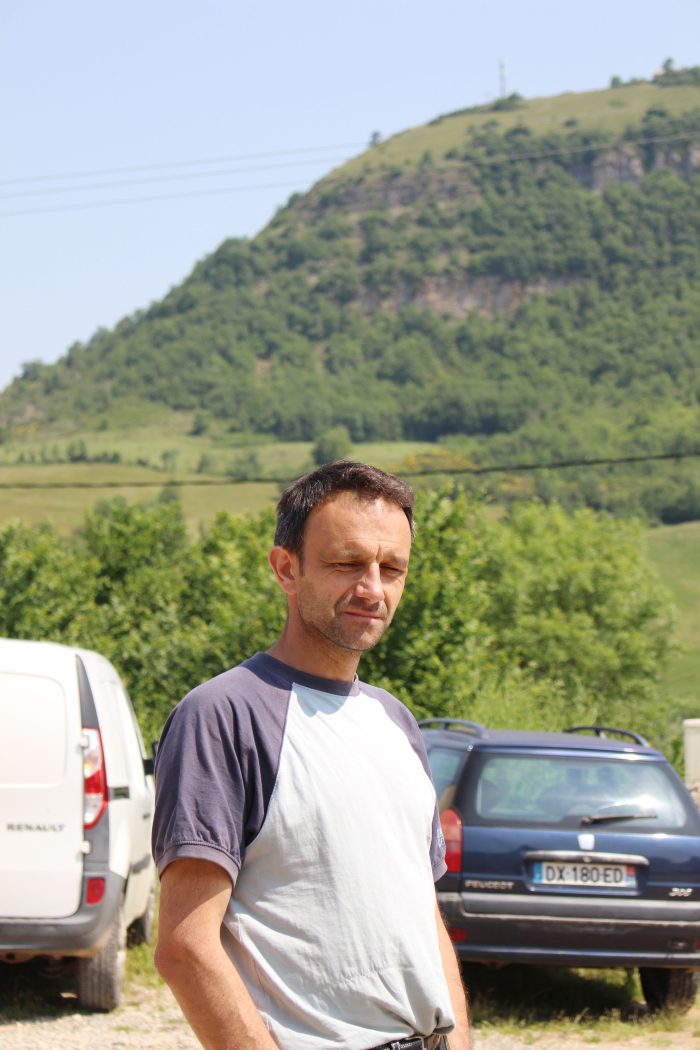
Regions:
[[460, 752, 696, 832]]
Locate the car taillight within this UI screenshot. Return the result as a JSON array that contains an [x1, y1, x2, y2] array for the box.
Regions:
[[440, 807, 463, 873], [86, 878, 105, 905], [83, 727, 108, 829]]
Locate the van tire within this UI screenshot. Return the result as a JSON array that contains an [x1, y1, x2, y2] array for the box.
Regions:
[[128, 882, 156, 946], [77, 904, 127, 1011], [639, 967, 699, 1013]]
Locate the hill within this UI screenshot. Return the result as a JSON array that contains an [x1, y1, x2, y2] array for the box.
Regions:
[[3, 70, 700, 521]]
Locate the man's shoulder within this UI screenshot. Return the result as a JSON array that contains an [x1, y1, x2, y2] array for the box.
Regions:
[[357, 678, 432, 779], [358, 679, 420, 733], [358, 678, 404, 706], [175, 652, 294, 723]]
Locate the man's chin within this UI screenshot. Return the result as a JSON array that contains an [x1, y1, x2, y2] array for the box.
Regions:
[[331, 618, 389, 652]]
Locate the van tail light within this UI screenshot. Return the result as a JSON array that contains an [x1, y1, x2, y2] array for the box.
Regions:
[[83, 727, 108, 829], [86, 878, 106, 905], [440, 807, 463, 873]]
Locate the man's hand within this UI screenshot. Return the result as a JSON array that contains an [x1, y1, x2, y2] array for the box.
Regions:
[[155, 858, 278, 1050], [435, 902, 472, 1050]]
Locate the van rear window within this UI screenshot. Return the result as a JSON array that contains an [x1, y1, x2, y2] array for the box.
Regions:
[[0, 672, 67, 784]]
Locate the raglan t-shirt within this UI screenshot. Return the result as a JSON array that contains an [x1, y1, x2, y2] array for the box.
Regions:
[[152, 652, 453, 1050]]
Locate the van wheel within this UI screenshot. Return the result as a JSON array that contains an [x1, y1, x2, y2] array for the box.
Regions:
[[77, 904, 127, 1011], [128, 882, 156, 946], [639, 967, 699, 1013]]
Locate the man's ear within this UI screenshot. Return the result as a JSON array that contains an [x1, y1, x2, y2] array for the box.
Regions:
[[268, 546, 299, 595]]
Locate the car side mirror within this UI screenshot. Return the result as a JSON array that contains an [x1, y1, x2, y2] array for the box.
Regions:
[[143, 740, 158, 778]]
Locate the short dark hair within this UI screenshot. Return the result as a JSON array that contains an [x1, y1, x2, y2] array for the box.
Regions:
[[274, 460, 414, 554]]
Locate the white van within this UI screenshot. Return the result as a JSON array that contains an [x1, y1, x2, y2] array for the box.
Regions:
[[0, 638, 155, 1010]]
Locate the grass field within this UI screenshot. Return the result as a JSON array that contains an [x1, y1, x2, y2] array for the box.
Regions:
[[646, 520, 700, 716], [0, 458, 287, 535], [337, 81, 700, 174], [0, 435, 437, 534]]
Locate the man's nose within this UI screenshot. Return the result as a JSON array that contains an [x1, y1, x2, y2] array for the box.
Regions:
[[355, 563, 383, 601]]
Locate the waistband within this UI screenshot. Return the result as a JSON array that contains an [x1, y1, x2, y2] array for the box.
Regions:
[[371, 1034, 446, 1050]]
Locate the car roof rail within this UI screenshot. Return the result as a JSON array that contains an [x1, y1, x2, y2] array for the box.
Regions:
[[564, 724, 649, 747], [418, 718, 487, 738]]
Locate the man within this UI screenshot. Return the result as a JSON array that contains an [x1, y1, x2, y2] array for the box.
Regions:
[[152, 460, 471, 1050]]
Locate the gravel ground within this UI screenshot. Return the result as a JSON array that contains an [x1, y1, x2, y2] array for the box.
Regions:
[[2, 979, 700, 1050]]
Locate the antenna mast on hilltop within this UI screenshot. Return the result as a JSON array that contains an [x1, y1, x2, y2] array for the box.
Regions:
[[499, 59, 507, 98]]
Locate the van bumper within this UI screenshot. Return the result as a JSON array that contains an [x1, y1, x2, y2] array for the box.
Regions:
[[0, 870, 125, 961]]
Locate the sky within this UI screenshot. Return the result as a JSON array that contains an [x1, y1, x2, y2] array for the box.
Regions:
[[2, 0, 699, 392]]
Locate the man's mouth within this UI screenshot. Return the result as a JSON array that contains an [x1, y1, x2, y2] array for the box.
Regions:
[[342, 607, 385, 621]]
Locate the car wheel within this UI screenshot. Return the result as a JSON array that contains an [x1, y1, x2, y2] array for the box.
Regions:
[[128, 881, 156, 946], [76, 903, 127, 1011], [639, 967, 699, 1013]]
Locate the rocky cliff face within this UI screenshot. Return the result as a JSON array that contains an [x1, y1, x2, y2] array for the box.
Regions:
[[293, 136, 700, 319], [300, 140, 700, 221], [358, 273, 577, 319], [570, 142, 700, 190]]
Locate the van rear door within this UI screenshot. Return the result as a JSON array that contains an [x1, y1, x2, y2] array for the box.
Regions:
[[0, 656, 84, 918]]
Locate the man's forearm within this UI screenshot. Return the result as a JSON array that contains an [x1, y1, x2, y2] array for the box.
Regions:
[[155, 860, 278, 1050], [159, 940, 278, 1050], [435, 905, 472, 1050]]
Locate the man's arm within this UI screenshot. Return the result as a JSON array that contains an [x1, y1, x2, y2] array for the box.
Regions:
[[155, 858, 278, 1050], [435, 902, 472, 1050]]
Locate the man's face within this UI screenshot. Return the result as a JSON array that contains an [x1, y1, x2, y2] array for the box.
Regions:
[[292, 492, 412, 655]]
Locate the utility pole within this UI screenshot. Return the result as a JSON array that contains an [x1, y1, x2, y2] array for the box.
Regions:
[[499, 59, 507, 99]]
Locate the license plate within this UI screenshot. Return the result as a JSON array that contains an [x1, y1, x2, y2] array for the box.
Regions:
[[532, 861, 636, 889]]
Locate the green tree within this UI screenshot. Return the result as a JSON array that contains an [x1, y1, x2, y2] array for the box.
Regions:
[[161, 449, 179, 473], [364, 489, 674, 748], [312, 426, 352, 465], [0, 492, 677, 751]]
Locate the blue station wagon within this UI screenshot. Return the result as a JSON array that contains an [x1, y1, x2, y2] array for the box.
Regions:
[[421, 720, 700, 1013]]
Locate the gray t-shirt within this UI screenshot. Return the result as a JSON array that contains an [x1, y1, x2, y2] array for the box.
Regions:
[[152, 652, 453, 1049]]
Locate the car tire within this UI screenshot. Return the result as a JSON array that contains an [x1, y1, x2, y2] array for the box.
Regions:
[[639, 966, 699, 1013], [128, 881, 156, 946], [76, 903, 127, 1011]]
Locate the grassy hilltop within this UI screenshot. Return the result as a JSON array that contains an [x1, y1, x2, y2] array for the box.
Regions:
[[344, 81, 700, 169]]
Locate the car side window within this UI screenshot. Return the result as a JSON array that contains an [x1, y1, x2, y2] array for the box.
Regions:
[[426, 746, 465, 811]]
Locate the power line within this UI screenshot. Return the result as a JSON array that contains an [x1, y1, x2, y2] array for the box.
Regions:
[[403, 448, 700, 476], [3, 129, 690, 191], [1, 130, 696, 219], [0, 180, 312, 219], [0, 155, 358, 202], [315, 130, 700, 190], [0, 143, 367, 187], [2, 448, 699, 489]]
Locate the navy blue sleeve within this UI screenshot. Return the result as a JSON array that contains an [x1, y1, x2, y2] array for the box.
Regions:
[[151, 659, 290, 884]]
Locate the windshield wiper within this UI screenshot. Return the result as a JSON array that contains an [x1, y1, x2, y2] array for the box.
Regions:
[[580, 811, 657, 825]]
